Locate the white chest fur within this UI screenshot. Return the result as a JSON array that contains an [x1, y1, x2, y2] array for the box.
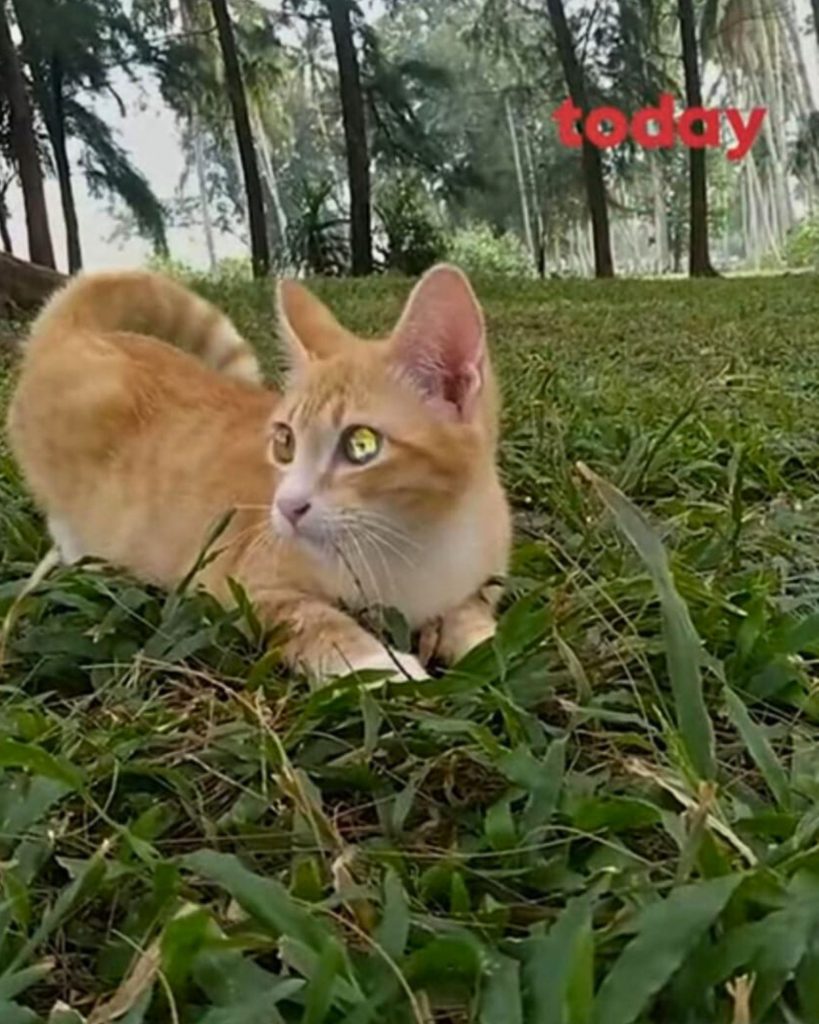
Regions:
[[333, 486, 507, 627]]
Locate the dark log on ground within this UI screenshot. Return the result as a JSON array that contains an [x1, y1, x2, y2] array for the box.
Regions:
[[0, 251, 66, 318]]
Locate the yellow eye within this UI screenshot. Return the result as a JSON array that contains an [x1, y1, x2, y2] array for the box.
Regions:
[[271, 423, 295, 464], [342, 425, 382, 465]]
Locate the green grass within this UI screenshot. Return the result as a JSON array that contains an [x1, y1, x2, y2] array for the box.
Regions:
[[3, 272, 819, 1022]]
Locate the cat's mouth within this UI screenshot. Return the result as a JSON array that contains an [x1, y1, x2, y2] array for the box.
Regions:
[[271, 505, 329, 550]]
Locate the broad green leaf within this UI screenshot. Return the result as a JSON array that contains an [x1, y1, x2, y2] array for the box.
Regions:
[[480, 954, 523, 1024], [591, 874, 741, 1024], [278, 937, 362, 1007], [499, 738, 566, 832], [160, 906, 212, 993], [5, 844, 109, 974], [781, 611, 819, 655], [0, 740, 83, 790], [796, 926, 819, 1023], [0, 1002, 40, 1024], [193, 946, 301, 1007], [198, 995, 286, 1024], [184, 851, 328, 951], [405, 934, 483, 989], [523, 896, 593, 1024], [572, 797, 660, 833], [360, 689, 382, 759], [0, 776, 71, 846], [375, 869, 409, 961], [485, 797, 517, 851], [0, 960, 54, 1001], [495, 593, 549, 666], [303, 939, 345, 1024], [578, 464, 715, 780], [708, 877, 819, 1018], [724, 688, 790, 809]]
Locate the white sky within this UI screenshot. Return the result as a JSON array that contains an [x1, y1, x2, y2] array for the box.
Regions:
[[6, 0, 819, 272]]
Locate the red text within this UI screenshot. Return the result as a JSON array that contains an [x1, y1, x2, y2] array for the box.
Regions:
[[552, 94, 767, 162]]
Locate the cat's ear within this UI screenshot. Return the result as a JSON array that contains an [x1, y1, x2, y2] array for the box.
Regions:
[[389, 264, 486, 421], [276, 279, 354, 370]]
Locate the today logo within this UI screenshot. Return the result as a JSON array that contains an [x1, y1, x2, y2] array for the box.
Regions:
[[552, 93, 767, 162]]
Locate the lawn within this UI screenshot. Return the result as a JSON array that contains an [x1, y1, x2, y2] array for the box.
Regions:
[[2, 272, 819, 1022]]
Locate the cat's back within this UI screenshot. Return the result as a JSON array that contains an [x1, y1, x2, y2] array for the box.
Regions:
[[8, 321, 278, 583]]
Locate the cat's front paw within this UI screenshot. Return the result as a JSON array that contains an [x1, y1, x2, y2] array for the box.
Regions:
[[344, 648, 428, 682], [321, 645, 428, 682], [421, 599, 497, 666]]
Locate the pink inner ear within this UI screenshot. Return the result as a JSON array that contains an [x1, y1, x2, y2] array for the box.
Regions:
[[390, 266, 486, 420]]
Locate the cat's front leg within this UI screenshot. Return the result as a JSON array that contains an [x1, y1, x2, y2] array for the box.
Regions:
[[254, 588, 427, 683], [420, 584, 501, 666]]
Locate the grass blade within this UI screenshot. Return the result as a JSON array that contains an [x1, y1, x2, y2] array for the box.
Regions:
[[480, 954, 523, 1024], [523, 896, 593, 1024], [724, 688, 791, 809], [577, 463, 716, 780], [184, 850, 329, 952], [591, 874, 741, 1024]]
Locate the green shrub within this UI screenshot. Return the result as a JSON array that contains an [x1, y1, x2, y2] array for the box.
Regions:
[[375, 173, 447, 275], [783, 216, 819, 269], [445, 222, 534, 278]]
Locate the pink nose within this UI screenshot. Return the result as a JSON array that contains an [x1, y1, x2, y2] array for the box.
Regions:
[[277, 496, 311, 527]]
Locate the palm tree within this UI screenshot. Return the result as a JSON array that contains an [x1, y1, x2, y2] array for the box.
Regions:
[[325, 0, 372, 275], [209, 0, 270, 277], [545, 0, 614, 277], [678, 0, 717, 276], [11, 0, 82, 270], [0, 0, 55, 268], [703, 0, 812, 264]]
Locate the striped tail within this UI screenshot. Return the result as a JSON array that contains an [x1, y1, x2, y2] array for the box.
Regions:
[[28, 270, 262, 384]]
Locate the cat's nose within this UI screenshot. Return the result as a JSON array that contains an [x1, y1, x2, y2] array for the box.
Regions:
[[277, 496, 311, 527]]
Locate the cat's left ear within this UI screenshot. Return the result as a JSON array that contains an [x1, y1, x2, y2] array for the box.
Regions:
[[389, 264, 487, 421], [276, 279, 355, 370]]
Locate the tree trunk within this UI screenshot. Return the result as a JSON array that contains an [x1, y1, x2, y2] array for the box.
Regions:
[[192, 118, 217, 272], [505, 94, 535, 265], [521, 122, 546, 277], [677, 0, 717, 277], [545, 0, 614, 278], [250, 103, 289, 255], [208, 0, 270, 278], [0, 182, 12, 254], [326, 0, 372, 276], [813, 0, 819, 55], [651, 155, 669, 274], [0, 251, 65, 317], [0, 0, 55, 268], [11, 0, 81, 271], [47, 58, 81, 271], [179, 0, 217, 272]]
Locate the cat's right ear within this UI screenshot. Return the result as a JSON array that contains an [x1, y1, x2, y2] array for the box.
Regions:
[[276, 279, 353, 372]]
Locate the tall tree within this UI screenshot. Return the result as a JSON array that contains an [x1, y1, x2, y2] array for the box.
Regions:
[[0, 0, 55, 268], [678, 0, 716, 276], [0, 173, 13, 253], [545, 0, 614, 277], [12, 0, 81, 270], [325, 0, 372, 275], [209, 0, 270, 277]]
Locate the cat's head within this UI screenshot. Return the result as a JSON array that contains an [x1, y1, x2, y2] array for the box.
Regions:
[[267, 265, 502, 579]]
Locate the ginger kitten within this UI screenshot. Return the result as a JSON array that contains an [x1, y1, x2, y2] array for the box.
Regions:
[[7, 265, 511, 681]]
